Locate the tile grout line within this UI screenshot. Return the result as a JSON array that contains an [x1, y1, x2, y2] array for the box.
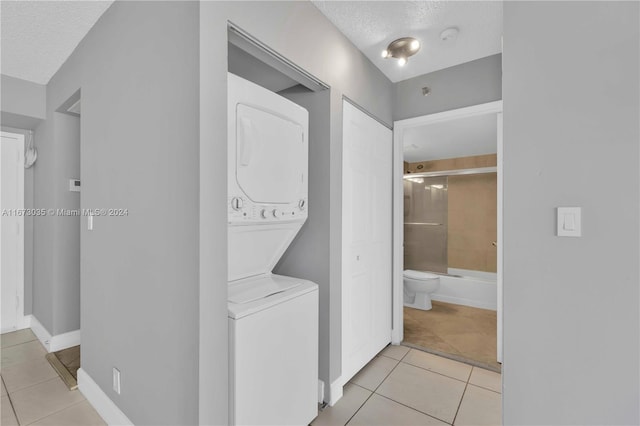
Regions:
[[342, 385, 376, 426], [23, 398, 87, 426], [402, 341, 501, 374], [2, 375, 21, 424], [399, 351, 473, 385], [372, 392, 453, 425], [4, 370, 62, 397], [344, 351, 406, 426], [466, 382, 501, 395], [451, 367, 472, 426], [374, 350, 453, 425], [373, 350, 472, 425]]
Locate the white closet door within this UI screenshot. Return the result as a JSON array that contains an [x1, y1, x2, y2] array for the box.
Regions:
[[341, 101, 392, 384], [1, 132, 25, 333]]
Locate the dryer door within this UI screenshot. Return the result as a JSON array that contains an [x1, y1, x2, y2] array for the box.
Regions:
[[236, 104, 304, 204]]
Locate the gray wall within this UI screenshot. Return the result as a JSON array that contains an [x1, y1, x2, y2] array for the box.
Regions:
[[276, 85, 331, 390], [30, 109, 81, 337], [199, 2, 393, 421], [0, 74, 46, 129], [393, 54, 502, 121], [32, 2, 200, 424], [52, 113, 80, 334], [503, 2, 639, 424]]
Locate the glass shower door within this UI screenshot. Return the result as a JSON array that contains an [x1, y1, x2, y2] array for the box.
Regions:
[[403, 176, 448, 274]]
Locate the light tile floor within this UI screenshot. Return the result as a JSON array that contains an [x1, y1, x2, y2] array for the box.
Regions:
[[2, 329, 500, 425], [0, 329, 105, 426], [313, 344, 501, 426]]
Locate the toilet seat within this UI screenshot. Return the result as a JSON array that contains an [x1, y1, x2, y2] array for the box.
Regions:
[[404, 270, 439, 280]]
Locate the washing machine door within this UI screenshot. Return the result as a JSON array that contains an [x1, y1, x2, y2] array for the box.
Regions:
[[235, 104, 305, 204]]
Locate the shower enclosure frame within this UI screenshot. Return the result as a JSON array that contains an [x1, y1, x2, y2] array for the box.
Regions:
[[391, 100, 504, 361]]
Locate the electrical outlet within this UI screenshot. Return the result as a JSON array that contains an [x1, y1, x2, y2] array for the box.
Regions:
[[113, 367, 121, 394]]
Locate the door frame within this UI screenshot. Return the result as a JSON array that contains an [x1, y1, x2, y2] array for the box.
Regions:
[[391, 101, 503, 362], [1, 131, 27, 333]]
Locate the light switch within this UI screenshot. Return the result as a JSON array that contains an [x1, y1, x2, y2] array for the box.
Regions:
[[557, 207, 581, 237]]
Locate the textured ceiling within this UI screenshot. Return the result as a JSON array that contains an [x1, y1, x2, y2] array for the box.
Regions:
[[312, 1, 502, 83], [0, 0, 113, 84], [403, 112, 497, 163]]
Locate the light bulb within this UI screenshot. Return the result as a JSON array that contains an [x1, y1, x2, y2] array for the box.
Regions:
[[398, 57, 407, 67], [410, 39, 420, 50], [381, 49, 389, 58]]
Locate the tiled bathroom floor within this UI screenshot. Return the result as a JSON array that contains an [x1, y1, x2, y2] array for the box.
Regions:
[[404, 301, 500, 371], [0, 329, 105, 426], [313, 345, 501, 426]]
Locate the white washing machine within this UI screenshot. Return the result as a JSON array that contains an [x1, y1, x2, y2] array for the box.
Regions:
[[227, 72, 319, 426]]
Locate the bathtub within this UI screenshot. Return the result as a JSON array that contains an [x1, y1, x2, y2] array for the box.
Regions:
[[429, 268, 497, 311]]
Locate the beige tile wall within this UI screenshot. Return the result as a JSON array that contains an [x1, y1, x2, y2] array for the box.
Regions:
[[448, 173, 497, 272]]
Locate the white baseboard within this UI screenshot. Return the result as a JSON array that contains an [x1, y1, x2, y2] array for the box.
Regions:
[[29, 315, 53, 351], [28, 315, 81, 352], [78, 368, 133, 426], [328, 378, 343, 407], [49, 329, 81, 352]]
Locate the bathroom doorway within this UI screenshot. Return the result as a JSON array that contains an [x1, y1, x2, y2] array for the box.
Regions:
[[392, 101, 503, 370]]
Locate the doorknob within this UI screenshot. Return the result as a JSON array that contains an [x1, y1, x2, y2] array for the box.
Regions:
[[492, 241, 497, 247]]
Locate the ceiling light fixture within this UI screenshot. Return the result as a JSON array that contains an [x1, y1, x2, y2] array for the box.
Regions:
[[381, 37, 421, 67]]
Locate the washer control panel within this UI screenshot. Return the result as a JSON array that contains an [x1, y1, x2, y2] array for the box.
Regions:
[[228, 196, 308, 223]]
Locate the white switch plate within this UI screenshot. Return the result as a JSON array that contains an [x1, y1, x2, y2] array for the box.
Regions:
[[557, 207, 581, 237], [69, 179, 81, 192], [113, 367, 121, 394]]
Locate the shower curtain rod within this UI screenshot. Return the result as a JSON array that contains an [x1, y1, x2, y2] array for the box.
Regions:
[[403, 166, 497, 179]]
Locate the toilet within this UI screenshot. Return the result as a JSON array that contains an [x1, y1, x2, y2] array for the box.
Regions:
[[403, 270, 441, 310]]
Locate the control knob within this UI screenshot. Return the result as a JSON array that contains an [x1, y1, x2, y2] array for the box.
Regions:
[[231, 197, 243, 211], [260, 209, 268, 219], [298, 199, 306, 210], [272, 209, 280, 218]]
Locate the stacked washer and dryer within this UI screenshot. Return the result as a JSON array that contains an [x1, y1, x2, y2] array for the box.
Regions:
[[227, 73, 319, 426]]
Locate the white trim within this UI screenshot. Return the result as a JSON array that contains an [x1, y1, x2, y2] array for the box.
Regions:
[[0, 131, 25, 335], [392, 101, 504, 356], [328, 378, 344, 407], [497, 112, 504, 363], [28, 315, 80, 352], [391, 123, 404, 345], [394, 101, 503, 130], [29, 315, 53, 351], [78, 368, 134, 426], [49, 329, 81, 352]]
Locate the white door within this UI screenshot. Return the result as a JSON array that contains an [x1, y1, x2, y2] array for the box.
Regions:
[[1, 132, 25, 334], [341, 101, 392, 384]]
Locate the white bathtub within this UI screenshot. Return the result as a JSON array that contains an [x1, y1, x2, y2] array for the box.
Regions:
[[429, 268, 497, 311]]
